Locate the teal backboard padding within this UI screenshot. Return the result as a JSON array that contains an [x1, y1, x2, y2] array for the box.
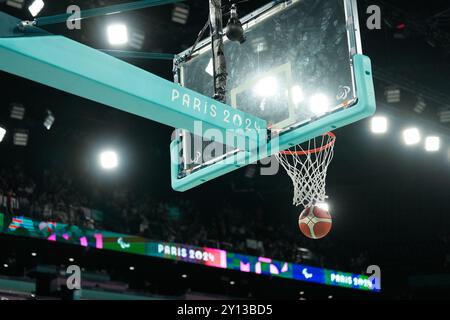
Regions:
[[171, 54, 376, 191], [0, 14, 267, 149]]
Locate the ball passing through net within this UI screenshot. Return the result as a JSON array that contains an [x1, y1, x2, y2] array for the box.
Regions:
[[275, 132, 336, 208]]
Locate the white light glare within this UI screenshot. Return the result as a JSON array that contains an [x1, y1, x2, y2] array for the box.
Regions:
[[309, 94, 329, 115], [99, 151, 119, 170], [403, 128, 421, 145], [28, 0, 45, 17], [425, 136, 440, 152], [68, 258, 74, 262], [31, 252, 37, 257], [291, 85, 304, 104], [371, 116, 388, 134], [316, 202, 329, 212], [129, 266, 135, 271], [253, 77, 278, 97], [107, 24, 128, 45], [0, 127, 6, 142], [205, 58, 214, 77]]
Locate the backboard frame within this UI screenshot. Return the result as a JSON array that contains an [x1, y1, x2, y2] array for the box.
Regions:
[[170, 0, 376, 191]]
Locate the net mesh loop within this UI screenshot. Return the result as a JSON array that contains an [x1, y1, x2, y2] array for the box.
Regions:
[[275, 132, 336, 207]]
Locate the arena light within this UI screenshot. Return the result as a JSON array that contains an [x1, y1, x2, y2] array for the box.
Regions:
[[129, 30, 145, 50], [13, 130, 28, 146], [291, 85, 304, 104], [107, 24, 128, 45], [425, 136, 440, 152], [43, 110, 55, 130], [439, 109, 450, 123], [385, 87, 401, 103], [68, 258, 74, 262], [129, 266, 135, 271], [6, 0, 24, 9], [370, 116, 388, 134], [181, 274, 187, 279], [0, 127, 6, 143], [31, 252, 37, 257], [309, 94, 329, 116], [402, 128, 421, 146], [414, 97, 426, 114], [253, 77, 278, 97], [10, 103, 25, 120], [3, 264, 8, 268], [28, 0, 44, 17], [99, 150, 119, 170], [172, 3, 190, 25]]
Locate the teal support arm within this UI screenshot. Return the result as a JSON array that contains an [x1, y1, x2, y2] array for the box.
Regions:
[[0, 16, 267, 148], [100, 50, 175, 60]]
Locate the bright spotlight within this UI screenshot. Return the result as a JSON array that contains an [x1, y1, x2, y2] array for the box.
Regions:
[[403, 128, 421, 145], [205, 58, 214, 77], [6, 0, 25, 10], [10, 102, 25, 120], [253, 77, 278, 97], [28, 0, 44, 17], [425, 136, 440, 152], [0, 127, 6, 143], [99, 150, 119, 170], [371, 116, 388, 134], [68, 258, 74, 262], [129, 266, 135, 271], [43, 110, 55, 130], [13, 129, 28, 146], [172, 3, 190, 25], [309, 94, 329, 116], [107, 24, 128, 45], [291, 85, 304, 104], [316, 202, 329, 212]]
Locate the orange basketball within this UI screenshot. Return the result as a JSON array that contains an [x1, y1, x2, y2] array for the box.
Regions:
[[298, 206, 332, 239]]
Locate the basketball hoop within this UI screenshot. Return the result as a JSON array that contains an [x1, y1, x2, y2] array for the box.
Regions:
[[275, 132, 336, 208]]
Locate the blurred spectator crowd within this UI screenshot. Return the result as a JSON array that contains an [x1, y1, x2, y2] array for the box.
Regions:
[[1, 164, 371, 273]]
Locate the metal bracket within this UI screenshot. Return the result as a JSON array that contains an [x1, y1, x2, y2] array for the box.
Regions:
[[0, 13, 49, 37]]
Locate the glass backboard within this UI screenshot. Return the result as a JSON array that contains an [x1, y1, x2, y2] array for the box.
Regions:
[[171, 0, 375, 191]]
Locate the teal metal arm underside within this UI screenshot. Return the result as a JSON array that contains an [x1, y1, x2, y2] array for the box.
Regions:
[[0, 13, 266, 148], [171, 54, 376, 191]]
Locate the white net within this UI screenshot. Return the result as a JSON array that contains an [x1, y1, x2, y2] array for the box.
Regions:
[[275, 132, 335, 208]]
